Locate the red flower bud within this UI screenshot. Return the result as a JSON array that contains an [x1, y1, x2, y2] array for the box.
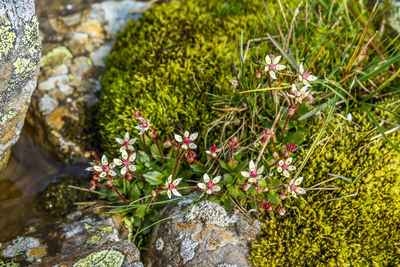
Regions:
[[174, 145, 180, 151], [263, 202, 272, 211], [263, 129, 271, 135], [125, 173, 132, 181], [261, 136, 267, 143]]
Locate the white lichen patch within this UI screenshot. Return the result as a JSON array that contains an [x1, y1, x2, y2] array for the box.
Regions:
[[155, 238, 164, 251], [1, 237, 40, 258], [185, 200, 238, 228], [180, 238, 198, 264]]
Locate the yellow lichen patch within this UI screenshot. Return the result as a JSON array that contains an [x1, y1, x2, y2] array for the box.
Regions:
[[0, 16, 16, 61], [175, 221, 196, 231], [27, 245, 47, 260]]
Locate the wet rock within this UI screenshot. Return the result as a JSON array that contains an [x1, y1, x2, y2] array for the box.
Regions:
[[27, 0, 151, 162], [0, 0, 41, 169], [145, 200, 264, 267]]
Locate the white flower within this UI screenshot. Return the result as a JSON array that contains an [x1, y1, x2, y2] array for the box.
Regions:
[[96, 155, 117, 178], [135, 117, 150, 135], [174, 131, 198, 150], [288, 177, 306, 198], [116, 132, 136, 152], [290, 84, 310, 103], [298, 63, 318, 87], [277, 157, 296, 178], [197, 174, 221, 194], [165, 175, 182, 199], [205, 144, 220, 158], [113, 150, 136, 175], [264, 55, 286, 80], [241, 160, 264, 184]]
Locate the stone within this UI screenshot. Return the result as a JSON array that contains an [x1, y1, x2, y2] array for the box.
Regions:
[[1, 237, 40, 258], [145, 199, 264, 267], [389, 0, 400, 33], [38, 74, 72, 95], [90, 43, 112, 67], [38, 94, 58, 115], [0, 0, 41, 169]]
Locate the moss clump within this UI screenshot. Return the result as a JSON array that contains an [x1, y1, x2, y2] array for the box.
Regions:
[[39, 176, 92, 216], [250, 100, 400, 266], [98, 0, 269, 149]]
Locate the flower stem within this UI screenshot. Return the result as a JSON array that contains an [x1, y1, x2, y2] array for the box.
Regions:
[[266, 71, 274, 103], [282, 114, 291, 134], [154, 137, 164, 160], [112, 184, 130, 204], [95, 181, 106, 190], [193, 159, 205, 166], [172, 150, 184, 179], [142, 134, 147, 147]]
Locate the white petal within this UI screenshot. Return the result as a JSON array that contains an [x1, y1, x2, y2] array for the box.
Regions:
[[249, 160, 256, 171], [181, 144, 188, 150], [264, 66, 269, 72], [174, 134, 183, 143], [206, 189, 212, 194], [285, 158, 293, 164], [291, 191, 298, 198], [184, 131, 189, 138], [283, 170, 290, 178], [303, 80, 311, 87], [276, 64, 286, 71], [257, 165, 264, 174], [190, 132, 198, 141], [299, 63, 304, 74], [101, 155, 108, 166], [173, 178, 182, 186], [248, 178, 255, 183], [241, 171, 250, 178], [203, 174, 210, 182], [292, 84, 298, 93], [127, 145, 134, 151], [128, 164, 136, 172], [198, 183, 206, 190], [289, 165, 296, 171], [306, 75, 318, 81], [295, 177, 303, 185], [113, 158, 123, 166], [124, 132, 130, 141], [278, 160, 284, 166], [206, 151, 211, 154], [172, 189, 182, 197], [300, 85, 309, 93], [265, 55, 271, 64], [167, 190, 172, 199], [289, 179, 295, 185], [135, 125, 142, 131], [189, 143, 197, 149], [108, 170, 117, 176], [129, 138, 137, 145], [277, 166, 283, 173], [212, 176, 221, 184], [100, 172, 106, 178], [298, 74, 303, 81], [85, 167, 93, 171], [120, 146, 126, 153], [94, 166, 102, 172], [273, 55, 281, 64], [120, 167, 127, 175], [213, 185, 221, 192], [296, 187, 306, 194], [269, 70, 276, 79], [109, 163, 116, 169], [129, 152, 136, 162], [121, 150, 128, 160], [167, 175, 172, 184], [116, 138, 124, 145]]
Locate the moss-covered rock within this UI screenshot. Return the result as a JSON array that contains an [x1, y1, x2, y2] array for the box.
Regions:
[[250, 100, 400, 266], [39, 176, 92, 217], [98, 0, 270, 150]]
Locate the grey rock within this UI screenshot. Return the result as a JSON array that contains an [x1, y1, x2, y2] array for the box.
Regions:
[[1, 237, 40, 258], [89, 43, 112, 67], [39, 94, 58, 115], [145, 200, 264, 267], [0, 0, 41, 169]]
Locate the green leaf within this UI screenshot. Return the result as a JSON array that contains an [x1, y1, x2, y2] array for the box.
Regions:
[[228, 185, 240, 198], [359, 53, 400, 82], [219, 160, 231, 171], [190, 163, 207, 173], [135, 206, 147, 217], [128, 184, 141, 200], [269, 179, 282, 187], [143, 171, 164, 185], [266, 191, 280, 204], [137, 151, 150, 164], [223, 173, 234, 184], [223, 198, 234, 211]]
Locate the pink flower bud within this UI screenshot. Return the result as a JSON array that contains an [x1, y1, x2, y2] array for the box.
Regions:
[[256, 72, 261, 79], [151, 190, 158, 199], [164, 140, 172, 148], [92, 174, 99, 181], [151, 129, 157, 139], [286, 142, 296, 152], [174, 145, 180, 151], [107, 179, 114, 187], [84, 151, 91, 158], [89, 180, 96, 191], [263, 129, 271, 135], [279, 192, 287, 200], [305, 94, 313, 103], [242, 183, 251, 192], [263, 202, 272, 211], [261, 136, 267, 143], [255, 186, 263, 194], [134, 110, 143, 120], [288, 108, 296, 116], [278, 206, 286, 216], [125, 173, 132, 181]]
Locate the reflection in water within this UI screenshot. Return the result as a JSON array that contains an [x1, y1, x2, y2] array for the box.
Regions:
[[0, 130, 88, 242]]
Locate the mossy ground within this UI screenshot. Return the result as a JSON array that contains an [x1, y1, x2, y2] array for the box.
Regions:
[[250, 99, 400, 266]]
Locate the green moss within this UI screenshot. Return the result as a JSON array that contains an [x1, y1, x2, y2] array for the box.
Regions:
[[250, 100, 400, 266], [39, 176, 92, 216], [98, 0, 270, 150], [0, 259, 19, 267]]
